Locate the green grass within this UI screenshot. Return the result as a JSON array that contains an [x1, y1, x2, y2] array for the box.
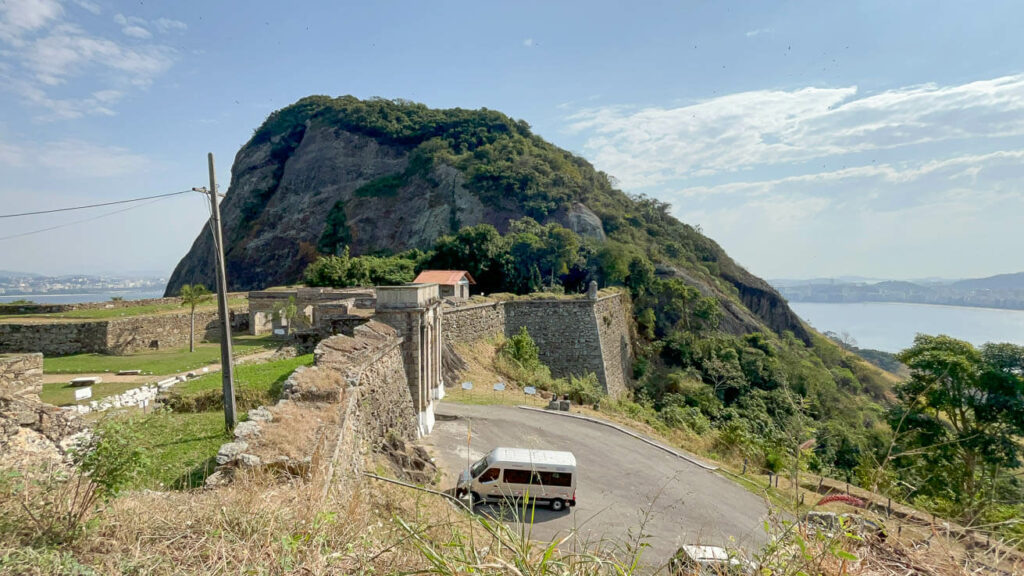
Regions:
[[40, 380, 142, 407], [43, 336, 280, 375], [128, 411, 232, 490], [173, 354, 314, 396]]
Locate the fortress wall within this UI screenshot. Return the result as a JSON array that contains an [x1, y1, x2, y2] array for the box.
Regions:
[[593, 294, 632, 398], [441, 292, 633, 397], [0, 322, 109, 356], [504, 298, 608, 390], [440, 300, 506, 346]]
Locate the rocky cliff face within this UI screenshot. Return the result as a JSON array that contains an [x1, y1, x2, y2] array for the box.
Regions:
[[167, 96, 805, 342], [167, 124, 606, 294]]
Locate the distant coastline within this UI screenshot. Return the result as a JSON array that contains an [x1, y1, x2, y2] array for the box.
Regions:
[[773, 272, 1024, 311], [0, 289, 166, 304]]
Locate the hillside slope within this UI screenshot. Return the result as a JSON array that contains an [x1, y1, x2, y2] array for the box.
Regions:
[[166, 95, 806, 342]]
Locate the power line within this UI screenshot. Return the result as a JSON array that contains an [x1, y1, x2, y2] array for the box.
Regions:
[[0, 194, 182, 242], [0, 189, 195, 219]]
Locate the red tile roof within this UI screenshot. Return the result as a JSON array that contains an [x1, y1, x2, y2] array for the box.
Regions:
[[413, 270, 476, 286]]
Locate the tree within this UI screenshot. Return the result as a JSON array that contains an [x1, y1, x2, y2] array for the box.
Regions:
[[272, 295, 306, 334], [179, 284, 212, 353], [893, 335, 1024, 521]]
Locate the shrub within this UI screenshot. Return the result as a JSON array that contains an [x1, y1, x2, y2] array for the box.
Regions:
[[500, 326, 540, 371]]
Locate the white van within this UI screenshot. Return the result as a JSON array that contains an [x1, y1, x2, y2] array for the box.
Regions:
[[457, 447, 577, 511]]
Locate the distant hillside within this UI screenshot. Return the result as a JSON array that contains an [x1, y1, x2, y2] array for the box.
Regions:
[[774, 272, 1024, 310], [167, 95, 808, 342]]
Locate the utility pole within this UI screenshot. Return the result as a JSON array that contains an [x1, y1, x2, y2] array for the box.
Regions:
[[205, 153, 237, 430]]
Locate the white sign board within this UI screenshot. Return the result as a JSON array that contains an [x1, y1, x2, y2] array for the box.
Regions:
[[273, 328, 286, 336], [493, 382, 506, 391], [523, 386, 537, 395], [461, 381, 473, 390], [74, 387, 93, 401]]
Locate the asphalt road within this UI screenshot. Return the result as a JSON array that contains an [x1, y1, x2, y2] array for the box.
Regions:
[[424, 402, 770, 567]]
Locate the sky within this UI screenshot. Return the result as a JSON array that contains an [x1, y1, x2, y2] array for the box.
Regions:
[[1, 0, 1022, 281]]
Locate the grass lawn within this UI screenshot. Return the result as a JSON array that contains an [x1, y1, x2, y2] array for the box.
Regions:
[[121, 356, 315, 490], [125, 411, 232, 490], [43, 335, 280, 375], [40, 380, 142, 407], [0, 296, 248, 322], [172, 354, 314, 400]]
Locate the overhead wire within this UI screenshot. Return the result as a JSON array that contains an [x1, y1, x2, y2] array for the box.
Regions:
[[0, 193, 191, 242], [0, 189, 194, 219]]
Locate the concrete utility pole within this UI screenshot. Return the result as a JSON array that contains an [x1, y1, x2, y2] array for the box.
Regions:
[[206, 153, 237, 430]]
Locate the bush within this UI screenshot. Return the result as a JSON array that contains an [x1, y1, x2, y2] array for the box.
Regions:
[[500, 326, 540, 371]]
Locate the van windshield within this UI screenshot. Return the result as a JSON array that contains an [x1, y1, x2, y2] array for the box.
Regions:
[[470, 455, 490, 478]]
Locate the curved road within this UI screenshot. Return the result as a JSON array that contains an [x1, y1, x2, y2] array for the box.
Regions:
[[424, 402, 770, 566]]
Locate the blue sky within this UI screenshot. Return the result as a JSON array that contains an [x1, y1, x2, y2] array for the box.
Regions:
[[1, 0, 1022, 280]]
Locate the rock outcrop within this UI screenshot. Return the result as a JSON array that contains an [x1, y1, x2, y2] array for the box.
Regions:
[[166, 96, 805, 341]]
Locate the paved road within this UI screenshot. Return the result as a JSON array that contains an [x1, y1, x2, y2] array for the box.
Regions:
[[424, 402, 770, 567]]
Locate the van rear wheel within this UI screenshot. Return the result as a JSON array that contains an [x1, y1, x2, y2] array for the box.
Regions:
[[470, 492, 481, 505], [550, 499, 565, 512]]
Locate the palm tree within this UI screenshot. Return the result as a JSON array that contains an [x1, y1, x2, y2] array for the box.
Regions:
[[179, 284, 212, 352]]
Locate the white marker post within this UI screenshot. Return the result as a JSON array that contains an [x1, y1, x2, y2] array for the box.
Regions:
[[75, 386, 92, 403]]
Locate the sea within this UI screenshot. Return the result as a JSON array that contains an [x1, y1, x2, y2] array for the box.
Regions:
[[790, 302, 1024, 353], [0, 289, 166, 305]]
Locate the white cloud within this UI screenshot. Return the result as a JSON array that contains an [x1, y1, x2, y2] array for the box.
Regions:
[[745, 28, 773, 38], [154, 18, 186, 33], [523, 37, 534, 48], [0, 0, 62, 44], [668, 149, 1024, 278], [70, 0, 100, 15], [0, 135, 151, 177], [0, 1, 182, 118], [566, 74, 1024, 188]]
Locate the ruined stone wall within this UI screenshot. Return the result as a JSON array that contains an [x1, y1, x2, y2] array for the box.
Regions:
[[440, 300, 506, 346], [0, 353, 43, 399]]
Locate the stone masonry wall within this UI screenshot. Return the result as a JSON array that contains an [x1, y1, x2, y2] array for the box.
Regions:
[[440, 292, 633, 397], [593, 294, 632, 398], [0, 309, 249, 356], [210, 321, 416, 487], [0, 353, 43, 399], [0, 322, 109, 356], [440, 300, 506, 346], [505, 299, 609, 390]]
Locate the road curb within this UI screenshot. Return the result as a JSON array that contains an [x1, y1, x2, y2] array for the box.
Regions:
[[516, 405, 717, 471]]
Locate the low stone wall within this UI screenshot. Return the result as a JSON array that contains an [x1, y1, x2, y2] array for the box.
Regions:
[[0, 309, 249, 356], [1, 353, 83, 465], [0, 322, 109, 356]]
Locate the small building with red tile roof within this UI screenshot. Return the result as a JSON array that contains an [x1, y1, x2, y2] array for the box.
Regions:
[[412, 270, 476, 299]]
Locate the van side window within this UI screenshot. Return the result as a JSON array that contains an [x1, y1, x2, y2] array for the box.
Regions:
[[538, 471, 572, 487], [478, 467, 500, 483], [502, 469, 531, 484]]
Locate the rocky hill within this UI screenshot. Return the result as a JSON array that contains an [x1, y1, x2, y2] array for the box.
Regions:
[[167, 96, 807, 342]]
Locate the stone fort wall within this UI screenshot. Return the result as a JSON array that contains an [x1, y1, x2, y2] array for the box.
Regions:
[[441, 292, 632, 397], [0, 310, 249, 356], [211, 321, 417, 488]]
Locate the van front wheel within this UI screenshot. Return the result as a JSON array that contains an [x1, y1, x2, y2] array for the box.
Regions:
[[550, 499, 565, 512]]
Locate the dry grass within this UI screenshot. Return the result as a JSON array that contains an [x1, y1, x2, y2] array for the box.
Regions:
[[254, 402, 341, 463]]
